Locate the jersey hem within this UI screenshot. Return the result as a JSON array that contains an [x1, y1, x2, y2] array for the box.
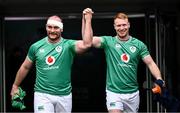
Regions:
[[34, 90, 71, 96], [106, 88, 138, 94]]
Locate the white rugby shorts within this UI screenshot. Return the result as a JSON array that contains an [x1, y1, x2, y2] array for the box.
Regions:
[[106, 90, 139, 113], [34, 92, 72, 113]]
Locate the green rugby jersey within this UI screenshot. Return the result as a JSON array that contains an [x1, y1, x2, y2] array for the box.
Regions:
[[27, 37, 76, 95], [100, 36, 150, 93]]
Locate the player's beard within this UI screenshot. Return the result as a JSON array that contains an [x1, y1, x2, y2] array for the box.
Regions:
[[48, 32, 61, 43]]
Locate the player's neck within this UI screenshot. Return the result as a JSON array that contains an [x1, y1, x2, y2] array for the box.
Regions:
[[48, 37, 61, 44], [117, 35, 130, 41]]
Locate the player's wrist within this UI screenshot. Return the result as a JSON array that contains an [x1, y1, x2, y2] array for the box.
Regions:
[[12, 84, 19, 89], [155, 79, 165, 88], [156, 76, 162, 80]]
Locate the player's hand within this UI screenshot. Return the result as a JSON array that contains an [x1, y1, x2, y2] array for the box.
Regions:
[[83, 8, 94, 14], [83, 8, 94, 21], [155, 79, 165, 88], [152, 79, 165, 94], [10, 84, 19, 99]]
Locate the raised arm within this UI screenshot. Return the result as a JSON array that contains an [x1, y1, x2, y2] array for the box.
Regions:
[[10, 56, 33, 97], [81, 12, 85, 40], [75, 8, 93, 53], [81, 8, 102, 49]]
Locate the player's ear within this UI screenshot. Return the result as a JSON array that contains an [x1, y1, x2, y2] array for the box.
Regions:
[[113, 23, 117, 30], [45, 24, 48, 30], [60, 29, 63, 32]]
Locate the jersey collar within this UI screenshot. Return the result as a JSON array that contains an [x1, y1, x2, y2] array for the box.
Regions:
[[46, 36, 64, 45], [115, 35, 132, 44]]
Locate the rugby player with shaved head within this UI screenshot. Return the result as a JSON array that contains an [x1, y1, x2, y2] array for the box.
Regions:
[[10, 8, 93, 113]]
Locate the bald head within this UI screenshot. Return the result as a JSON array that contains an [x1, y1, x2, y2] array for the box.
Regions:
[[48, 15, 62, 22], [47, 15, 63, 29]]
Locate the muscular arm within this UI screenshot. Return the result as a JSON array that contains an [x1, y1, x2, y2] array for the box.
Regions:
[[81, 13, 85, 40], [81, 8, 102, 50], [143, 55, 163, 80], [75, 8, 93, 53], [11, 56, 33, 96]]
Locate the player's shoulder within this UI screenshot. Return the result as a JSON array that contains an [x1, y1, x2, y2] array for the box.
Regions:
[[130, 36, 147, 47], [131, 36, 144, 43], [101, 36, 115, 41], [31, 37, 47, 47], [101, 36, 114, 38], [61, 38, 76, 44]]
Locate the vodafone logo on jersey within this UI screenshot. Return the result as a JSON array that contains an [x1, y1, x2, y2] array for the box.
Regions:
[[121, 53, 130, 63], [46, 56, 55, 65]]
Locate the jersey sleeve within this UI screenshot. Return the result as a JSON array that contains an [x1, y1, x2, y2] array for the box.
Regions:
[[99, 36, 109, 48], [27, 44, 36, 62], [139, 42, 150, 59], [68, 39, 76, 53]]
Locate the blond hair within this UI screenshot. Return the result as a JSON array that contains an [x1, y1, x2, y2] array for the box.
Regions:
[[114, 13, 129, 21]]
